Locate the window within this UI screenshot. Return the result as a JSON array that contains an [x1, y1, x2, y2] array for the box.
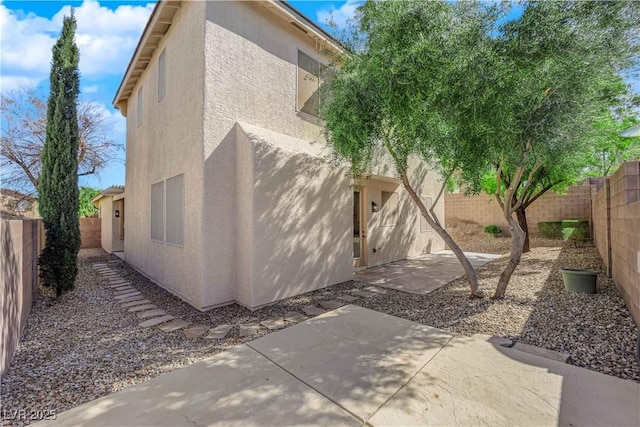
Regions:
[[151, 181, 164, 241], [297, 50, 320, 117], [420, 196, 433, 232], [381, 191, 399, 227], [137, 85, 143, 126], [165, 174, 184, 245], [158, 48, 166, 101]]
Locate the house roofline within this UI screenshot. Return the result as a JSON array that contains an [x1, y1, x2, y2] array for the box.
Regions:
[[112, 0, 345, 116]]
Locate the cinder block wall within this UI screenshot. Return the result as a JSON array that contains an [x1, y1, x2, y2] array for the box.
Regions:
[[80, 218, 101, 249], [595, 162, 640, 325], [1, 220, 35, 378], [445, 185, 593, 235]]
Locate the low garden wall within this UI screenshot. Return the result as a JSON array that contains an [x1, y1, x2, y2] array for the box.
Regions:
[[1, 219, 40, 378], [445, 185, 593, 235]]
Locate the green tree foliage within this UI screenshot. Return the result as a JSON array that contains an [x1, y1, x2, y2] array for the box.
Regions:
[[477, 1, 640, 298], [322, 0, 639, 299], [38, 11, 81, 297], [584, 110, 640, 177], [78, 187, 100, 218], [320, 0, 502, 297]]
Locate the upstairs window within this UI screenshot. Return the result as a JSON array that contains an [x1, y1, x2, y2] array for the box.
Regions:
[[297, 50, 320, 117], [137, 85, 143, 126], [158, 48, 166, 101]]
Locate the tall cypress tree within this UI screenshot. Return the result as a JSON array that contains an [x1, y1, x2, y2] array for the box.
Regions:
[[39, 11, 81, 297]]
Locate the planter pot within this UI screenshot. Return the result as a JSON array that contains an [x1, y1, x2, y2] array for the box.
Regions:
[[560, 269, 597, 294]]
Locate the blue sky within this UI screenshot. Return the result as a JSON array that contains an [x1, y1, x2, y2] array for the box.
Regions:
[[0, 0, 355, 190]]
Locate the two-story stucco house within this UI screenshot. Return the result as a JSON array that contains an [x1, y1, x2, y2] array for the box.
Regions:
[[113, 0, 446, 310]]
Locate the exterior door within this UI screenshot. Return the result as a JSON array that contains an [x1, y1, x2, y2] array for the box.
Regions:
[[353, 189, 367, 268]]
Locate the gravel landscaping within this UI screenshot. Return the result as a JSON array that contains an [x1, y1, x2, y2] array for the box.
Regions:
[[2, 240, 638, 424]]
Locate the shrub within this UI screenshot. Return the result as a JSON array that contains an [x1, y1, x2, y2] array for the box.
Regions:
[[537, 221, 563, 239], [483, 224, 502, 235], [561, 220, 590, 241]]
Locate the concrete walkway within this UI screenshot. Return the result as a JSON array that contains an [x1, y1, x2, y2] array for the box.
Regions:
[[41, 305, 639, 427], [354, 250, 502, 294]]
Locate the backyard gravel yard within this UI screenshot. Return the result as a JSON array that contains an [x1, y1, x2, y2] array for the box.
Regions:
[[2, 240, 638, 424]]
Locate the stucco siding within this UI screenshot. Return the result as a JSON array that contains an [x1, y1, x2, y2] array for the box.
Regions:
[[201, 1, 334, 308], [124, 1, 206, 308], [99, 197, 114, 254], [235, 123, 352, 309]]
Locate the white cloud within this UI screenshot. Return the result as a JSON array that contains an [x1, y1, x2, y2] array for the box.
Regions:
[[83, 84, 99, 94], [0, 0, 153, 89], [317, 0, 360, 29]]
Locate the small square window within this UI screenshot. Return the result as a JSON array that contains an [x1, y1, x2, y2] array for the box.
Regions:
[[297, 50, 321, 117]]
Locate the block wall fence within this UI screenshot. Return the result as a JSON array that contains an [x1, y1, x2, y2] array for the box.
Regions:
[[1, 217, 101, 378], [445, 185, 593, 235], [592, 161, 640, 325]]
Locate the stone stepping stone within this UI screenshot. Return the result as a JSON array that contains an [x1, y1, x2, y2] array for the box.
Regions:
[[363, 286, 388, 294], [114, 286, 135, 292], [114, 292, 141, 300], [302, 306, 326, 316], [260, 317, 285, 330], [139, 315, 175, 328], [93, 263, 108, 268], [106, 283, 129, 288], [283, 311, 308, 324], [114, 289, 138, 296], [337, 295, 359, 303], [184, 324, 210, 339], [121, 299, 152, 308], [205, 324, 233, 339], [136, 309, 167, 319], [239, 323, 261, 337], [318, 300, 345, 310], [108, 279, 128, 284], [351, 290, 377, 298], [128, 304, 158, 312], [118, 295, 146, 303], [158, 319, 191, 332]]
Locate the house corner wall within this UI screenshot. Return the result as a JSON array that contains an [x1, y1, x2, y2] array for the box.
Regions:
[[123, 0, 207, 309]]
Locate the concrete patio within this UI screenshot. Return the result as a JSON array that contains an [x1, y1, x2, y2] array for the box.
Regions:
[[354, 250, 502, 294], [41, 305, 639, 427]]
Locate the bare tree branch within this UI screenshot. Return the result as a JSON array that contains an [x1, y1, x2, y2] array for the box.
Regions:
[[1, 86, 123, 195]]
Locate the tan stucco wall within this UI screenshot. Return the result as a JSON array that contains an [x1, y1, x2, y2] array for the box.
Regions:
[[235, 123, 353, 308], [99, 197, 114, 253], [124, 0, 206, 308]]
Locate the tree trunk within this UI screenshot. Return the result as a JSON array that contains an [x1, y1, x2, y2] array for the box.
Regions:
[[515, 206, 530, 253], [400, 172, 483, 298], [492, 216, 526, 299]]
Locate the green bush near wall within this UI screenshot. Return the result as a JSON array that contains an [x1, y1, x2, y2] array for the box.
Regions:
[[561, 220, 590, 241], [537, 221, 563, 238], [483, 224, 502, 235], [537, 220, 590, 240]]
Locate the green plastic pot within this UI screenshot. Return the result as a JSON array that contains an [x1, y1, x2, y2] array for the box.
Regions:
[[560, 269, 597, 294]]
